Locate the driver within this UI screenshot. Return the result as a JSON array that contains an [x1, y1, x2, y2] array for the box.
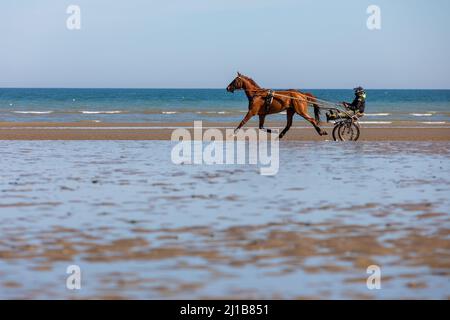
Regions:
[[327, 87, 366, 122]]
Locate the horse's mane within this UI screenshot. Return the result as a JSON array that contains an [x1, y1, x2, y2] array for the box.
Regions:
[[240, 74, 261, 89]]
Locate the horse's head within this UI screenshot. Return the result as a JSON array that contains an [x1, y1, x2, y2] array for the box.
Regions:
[[226, 72, 245, 93]]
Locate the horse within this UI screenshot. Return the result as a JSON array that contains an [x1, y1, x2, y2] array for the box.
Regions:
[[226, 73, 327, 139]]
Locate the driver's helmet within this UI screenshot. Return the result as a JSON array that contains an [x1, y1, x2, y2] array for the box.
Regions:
[[354, 86, 366, 98]]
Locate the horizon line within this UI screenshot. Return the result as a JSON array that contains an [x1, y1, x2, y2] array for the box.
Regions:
[[1, 87, 450, 91]]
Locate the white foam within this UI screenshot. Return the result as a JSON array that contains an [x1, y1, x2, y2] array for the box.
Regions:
[[359, 121, 392, 124], [13, 111, 53, 114], [162, 111, 178, 114], [80, 120, 102, 123], [421, 122, 446, 125], [81, 111, 122, 114], [200, 111, 230, 114], [365, 113, 390, 116], [3, 125, 450, 130], [410, 113, 433, 117]]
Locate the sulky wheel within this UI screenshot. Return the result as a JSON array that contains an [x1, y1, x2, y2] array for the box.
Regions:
[[338, 121, 360, 141], [332, 123, 341, 141]]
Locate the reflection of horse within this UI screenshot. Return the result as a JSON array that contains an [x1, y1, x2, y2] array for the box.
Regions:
[[226, 73, 327, 138]]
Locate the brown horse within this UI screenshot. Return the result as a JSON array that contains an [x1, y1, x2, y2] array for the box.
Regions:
[[226, 73, 327, 138]]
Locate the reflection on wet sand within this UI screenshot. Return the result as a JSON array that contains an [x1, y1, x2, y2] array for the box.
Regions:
[[0, 141, 449, 299]]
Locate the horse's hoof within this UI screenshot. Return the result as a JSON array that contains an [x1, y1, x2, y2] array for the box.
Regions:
[[322, 131, 328, 136]]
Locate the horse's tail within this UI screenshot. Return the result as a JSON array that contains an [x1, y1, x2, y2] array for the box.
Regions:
[[304, 92, 321, 123]]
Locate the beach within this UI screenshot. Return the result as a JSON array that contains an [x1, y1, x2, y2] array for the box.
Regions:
[[2, 0, 450, 305], [0, 140, 449, 299], [1, 88, 449, 299], [1, 121, 449, 141]]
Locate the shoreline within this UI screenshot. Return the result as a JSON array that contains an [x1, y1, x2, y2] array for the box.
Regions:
[[1, 121, 450, 141]]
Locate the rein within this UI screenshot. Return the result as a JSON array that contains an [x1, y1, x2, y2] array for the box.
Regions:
[[240, 87, 340, 110]]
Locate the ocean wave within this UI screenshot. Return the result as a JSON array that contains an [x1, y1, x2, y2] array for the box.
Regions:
[[78, 120, 102, 123], [365, 113, 390, 116], [162, 111, 178, 114], [359, 121, 392, 124], [12, 111, 53, 114], [206, 111, 228, 114], [421, 121, 446, 125], [81, 111, 123, 114], [410, 113, 433, 117], [195, 111, 231, 114]]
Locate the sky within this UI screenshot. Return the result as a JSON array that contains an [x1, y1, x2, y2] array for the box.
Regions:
[[1, 0, 449, 89]]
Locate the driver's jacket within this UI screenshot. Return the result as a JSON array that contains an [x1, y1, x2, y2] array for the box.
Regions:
[[346, 96, 366, 113]]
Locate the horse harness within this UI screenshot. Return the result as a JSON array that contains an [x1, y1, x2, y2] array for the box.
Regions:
[[264, 90, 274, 113]]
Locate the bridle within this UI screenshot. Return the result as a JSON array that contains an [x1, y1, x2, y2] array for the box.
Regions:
[[228, 76, 243, 92], [229, 76, 266, 94]]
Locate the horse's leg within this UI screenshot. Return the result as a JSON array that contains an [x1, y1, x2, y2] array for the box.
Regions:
[[293, 100, 328, 136], [279, 108, 294, 139], [234, 99, 263, 133], [234, 109, 257, 134], [258, 114, 272, 133], [307, 94, 321, 123]]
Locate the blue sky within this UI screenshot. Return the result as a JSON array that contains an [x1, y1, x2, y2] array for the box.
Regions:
[[1, 0, 449, 88]]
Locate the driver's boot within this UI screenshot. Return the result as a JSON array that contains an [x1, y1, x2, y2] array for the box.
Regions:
[[326, 113, 334, 123]]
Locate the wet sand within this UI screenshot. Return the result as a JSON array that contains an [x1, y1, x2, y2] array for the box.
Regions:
[[0, 141, 449, 299], [0, 121, 449, 140]]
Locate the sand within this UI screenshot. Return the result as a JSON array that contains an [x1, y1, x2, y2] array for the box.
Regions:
[[1, 127, 449, 299], [0, 121, 449, 140]]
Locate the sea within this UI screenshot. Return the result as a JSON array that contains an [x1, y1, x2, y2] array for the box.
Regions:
[[0, 88, 449, 124]]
